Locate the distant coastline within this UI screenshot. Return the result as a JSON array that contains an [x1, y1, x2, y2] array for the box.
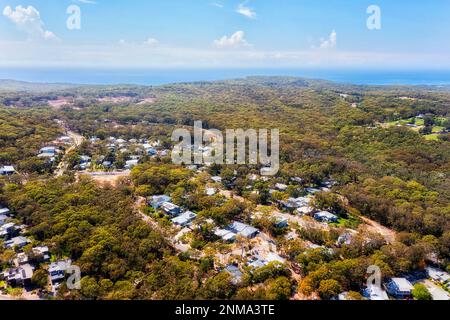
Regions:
[[1, 68, 450, 87]]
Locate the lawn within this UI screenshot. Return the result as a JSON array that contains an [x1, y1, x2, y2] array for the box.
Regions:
[[424, 134, 440, 141], [331, 214, 362, 229]]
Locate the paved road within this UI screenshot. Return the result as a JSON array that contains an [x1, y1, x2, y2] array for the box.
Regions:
[[419, 279, 450, 300], [135, 197, 190, 253], [55, 127, 85, 177]]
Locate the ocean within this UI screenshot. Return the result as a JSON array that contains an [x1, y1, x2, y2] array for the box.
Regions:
[[1, 68, 450, 86]]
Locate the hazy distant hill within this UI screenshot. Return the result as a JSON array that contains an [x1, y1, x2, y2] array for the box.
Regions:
[[1, 76, 450, 94], [0, 79, 83, 93]]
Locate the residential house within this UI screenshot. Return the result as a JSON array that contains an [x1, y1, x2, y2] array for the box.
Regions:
[[107, 144, 116, 152], [14, 252, 29, 266], [362, 285, 390, 300], [426, 267, 450, 284], [57, 136, 72, 144], [225, 265, 244, 285], [79, 155, 91, 170], [337, 233, 353, 247], [0, 214, 8, 226], [2, 264, 34, 286], [171, 211, 197, 227], [248, 258, 266, 270], [0, 222, 18, 239], [248, 253, 285, 271], [102, 161, 112, 168], [38, 146, 57, 158], [149, 195, 171, 209], [211, 176, 222, 183], [273, 217, 288, 229], [337, 292, 350, 300], [386, 278, 414, 298], [295, 205, 314, 215], [49, 259, 72, 284], [228, 221, 259, 239], [4, 236, 30, 249], [290, 177, 304, 184], [314, 211, 339, 223], [0, 166, 15, 175], [275, 183, 288, 191], [214, 228, 236, 242], [161, 202, 181, 216], [31, 246, 50, 263], [281, 197, 310, 212], [205, 187, 217, 196], [0, 207, 10, 215], [265, 252, 286, 264], [306, 187, 320, 195], [125, 159, 139, 169]]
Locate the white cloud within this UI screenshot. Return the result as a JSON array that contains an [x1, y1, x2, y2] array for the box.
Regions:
[[213, 31, 249, 49], [210, 2, 224, 8], [319, 30, 337, 49], [1, 39, 449, 70], [3, 5, 58, 41], [236, 2, 256, 19], [145, 37, 159, 47], [74, 0, 97, 4]]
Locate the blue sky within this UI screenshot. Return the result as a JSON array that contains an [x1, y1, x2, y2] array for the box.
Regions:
[[0, 0, 449, 69]]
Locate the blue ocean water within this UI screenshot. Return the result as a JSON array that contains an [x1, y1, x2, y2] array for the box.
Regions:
[[1, 68, 450, 86]]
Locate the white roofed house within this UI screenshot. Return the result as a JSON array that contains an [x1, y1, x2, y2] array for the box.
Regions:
[[38, 146, 57, 156], [0, 223, 19, 240], [336, 232, 354, 247], [4, 236, 30, 249], [214, 228, 237, 243], [0, 165, 15, 175], [228, 221, 259, 239], [426, 266, 450, 284], [225, 265, 244, 285], [273, 217, 288, 229], [125, 159, 139, 169], [38, 146, 58, 162], [280, 197, 310, 212], [30, 246, 51, 263], [2, 264, 34, 286], [363, 285, 390, 300], [314, 211, 339, 223], [0, 207, 10, 215], [161, 202, 181, 216], [205, 187, 217, 196], [48, 259, 72, 284], [386, 278, 414, 299], [57, 136, 72, 144], [149, 195, 171, 209], [171, 211, 197, 227], [211, 176, 222, 183], [0, 214, 8, 226], [275, 183, 288, 191]]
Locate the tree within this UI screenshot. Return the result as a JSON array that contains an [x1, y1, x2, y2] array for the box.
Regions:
[[31, 269, 48, 288], [318, 279, 342, 300], [265, 277, 292, 300], [199, 272, 235, 299], [412, 283, 432, 300], [80, 276, 100, 299]]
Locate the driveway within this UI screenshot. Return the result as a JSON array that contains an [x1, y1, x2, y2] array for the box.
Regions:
[[418, 280, 450, 300]]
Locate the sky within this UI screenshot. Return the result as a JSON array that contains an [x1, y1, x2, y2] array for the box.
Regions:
[[0, 0, 450, 70]]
